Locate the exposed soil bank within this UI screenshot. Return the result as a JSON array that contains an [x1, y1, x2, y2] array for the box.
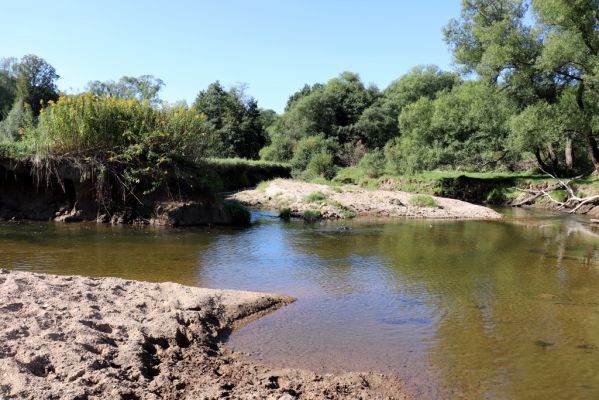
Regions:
[[231, 179, 502, 220], [0, 270, 408, 399], [0, 158, 289, 226]]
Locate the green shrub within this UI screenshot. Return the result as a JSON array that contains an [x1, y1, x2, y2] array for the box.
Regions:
[[290, 134, 338, 178], [358, 149, 385, 178], [328, 200, 356, 218], [409, 194, 437, 208], [222, 200, 251, 226], [302, 209, 322, 222], [279, 208, 292, 220], [304, 191, 327, 203], [304, 151, 337, 180], [260, 134, 294, 162], [486, 188, 507, 204]]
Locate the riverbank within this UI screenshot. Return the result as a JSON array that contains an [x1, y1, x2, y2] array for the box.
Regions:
[[0, 157, 289, 227], [231, 179, 502, 220], [0, 270, 408, 399]]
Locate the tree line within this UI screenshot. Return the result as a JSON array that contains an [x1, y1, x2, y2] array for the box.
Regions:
[[2, 0, 599, 183]]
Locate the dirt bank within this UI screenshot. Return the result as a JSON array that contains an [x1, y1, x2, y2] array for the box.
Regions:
[[231, 179, 502, 220], [0, 270, 408, 399]]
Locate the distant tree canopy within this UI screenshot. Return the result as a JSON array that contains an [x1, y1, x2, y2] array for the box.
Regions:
[[0, 55, 59, 120], [192, 81, 267, 159], [87, 75, 165, 105]]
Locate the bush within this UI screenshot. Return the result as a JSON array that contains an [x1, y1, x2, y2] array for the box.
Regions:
[[222, 200, 251, 226], [304, 191, 327, 203], [302, 209, 322, 222], [290, 134, 338, 178], [0, 101, 34, 142], [305, 151, 337, 180], [409, 194, 437, 208], [486, 188, 507, 204], [358, 149, 385, 178], [260, 134, 294, 162], [279, 208, 292, 220]]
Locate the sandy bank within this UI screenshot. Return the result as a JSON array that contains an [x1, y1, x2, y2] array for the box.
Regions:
[[0, 270, 407, 399], [231, 179, 502, 220]]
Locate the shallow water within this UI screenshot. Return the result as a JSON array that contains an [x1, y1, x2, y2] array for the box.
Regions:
[[1, 208, 599, 399]]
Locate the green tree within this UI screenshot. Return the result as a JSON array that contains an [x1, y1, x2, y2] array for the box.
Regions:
[[445, 0, 599, 173], [193, 81, 267, 159], [15, 55, 60, 116], [87, 75, 165, 105]]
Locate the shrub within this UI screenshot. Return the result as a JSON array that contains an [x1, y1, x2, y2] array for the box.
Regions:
[[305, 151, 337, 180], [304, 191, 327, 203], [486, 188, 507, 204], [409, 194, 437, 208], [279, 208, 292, 220], [222, 200, 251, 226], [358, 149, 385, 178], [290, 134, 338, 178], [260, 134, 294, 162], [302, 209, 321, 222], [0, 101, 34, 142]]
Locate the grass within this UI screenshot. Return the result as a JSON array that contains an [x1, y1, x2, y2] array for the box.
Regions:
[[409, 194, 438, 208], [304, 191, 327, 203]]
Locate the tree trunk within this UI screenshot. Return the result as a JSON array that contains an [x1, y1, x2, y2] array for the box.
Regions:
[[565, 137, 573, 170], [585, 132, 599, 173], [534, 146, 553, 173]]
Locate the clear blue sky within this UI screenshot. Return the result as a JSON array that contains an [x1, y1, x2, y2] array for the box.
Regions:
[[0, 0, 461, 113]]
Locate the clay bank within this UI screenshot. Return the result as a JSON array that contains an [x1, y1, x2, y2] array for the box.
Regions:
[[230, 179, 502, 220], [0, 270, 407, 400]]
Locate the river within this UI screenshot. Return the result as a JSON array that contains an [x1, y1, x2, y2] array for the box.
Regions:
[[1, 208, 598, 399]]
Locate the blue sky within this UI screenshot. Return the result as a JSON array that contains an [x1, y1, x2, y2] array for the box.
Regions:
[[1, 0, 461, 112]]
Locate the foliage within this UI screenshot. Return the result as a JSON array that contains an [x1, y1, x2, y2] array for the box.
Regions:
[[193, 81, 267, 159], [0, 101, 34, 142], [259, 133, 294, 162], [290, 134, 338, 179], [87, 75, 165, 105], [279, 208, 292, 220], [357, 149, 386, 178], [409, 194, 438, 208], [302, 209, 322, 222], [15, 55, 60, 116], [222, 200, 251, 226], [304, 191, 327, 203]]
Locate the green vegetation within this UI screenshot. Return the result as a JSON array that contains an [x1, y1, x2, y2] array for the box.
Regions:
[[304, 191, 327, 203], [222, 200, 251, 226], [302, 209, 322, 223], [3, 0, 599, 213], [409, 195, 438, 208], [279, 208, 292, 220], [328, 200, 357, 218]]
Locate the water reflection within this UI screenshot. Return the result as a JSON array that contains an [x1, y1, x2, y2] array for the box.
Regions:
[[0, 209, 598, 399]]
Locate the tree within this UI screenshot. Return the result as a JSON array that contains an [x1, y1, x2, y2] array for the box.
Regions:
[[0, 58, 18, 120], [193, 81, 267, 159], [15, 55, 59, 116], [87, 75, 164, 105], [355, 65, 459, 148], [444, 0, 599, 173]]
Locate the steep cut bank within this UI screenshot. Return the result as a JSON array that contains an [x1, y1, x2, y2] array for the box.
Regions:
[[231, 179, 502, 220], [0, 270, 408, 400], [0, 158, 289, 226]]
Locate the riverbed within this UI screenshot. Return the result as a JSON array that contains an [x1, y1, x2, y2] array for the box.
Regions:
[[1, 208, 599, 399]]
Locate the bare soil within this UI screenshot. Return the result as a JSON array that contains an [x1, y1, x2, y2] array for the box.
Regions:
[[231, 179, 502, 220], [0, 270, 408, 399]]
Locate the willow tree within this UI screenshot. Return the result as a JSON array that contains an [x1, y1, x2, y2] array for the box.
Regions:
[[445, 0, 599, 173]]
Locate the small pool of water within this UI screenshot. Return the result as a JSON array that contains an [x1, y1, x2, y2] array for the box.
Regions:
[[1, 208, 599, 399]]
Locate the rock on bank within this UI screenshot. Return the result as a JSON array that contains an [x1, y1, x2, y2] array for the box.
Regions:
[[0, 270, 408, 399]]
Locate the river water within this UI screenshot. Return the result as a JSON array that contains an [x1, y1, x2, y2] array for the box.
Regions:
[[1, 208, 599, 399]]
